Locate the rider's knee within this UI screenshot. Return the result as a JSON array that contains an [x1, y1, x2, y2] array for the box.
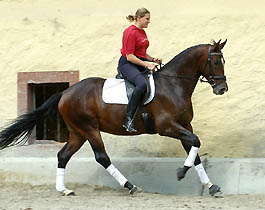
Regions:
[[134, 74, 147, 92], [137, 82, 147, 94]]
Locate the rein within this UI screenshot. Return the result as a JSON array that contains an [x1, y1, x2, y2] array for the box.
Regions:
[[155, 73, 198, 81], [155, 63, 198, 81]]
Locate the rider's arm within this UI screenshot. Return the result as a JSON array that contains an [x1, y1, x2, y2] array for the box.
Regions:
[[146, 54, 154, 62], [146, 54, 162, 64], [126, 54, 156, 70]]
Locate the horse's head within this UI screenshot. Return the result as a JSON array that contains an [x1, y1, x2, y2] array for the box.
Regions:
[[200, 39, 228, 95]]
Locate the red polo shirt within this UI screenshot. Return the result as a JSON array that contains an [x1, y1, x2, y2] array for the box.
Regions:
[[120, 25, 149, 59]]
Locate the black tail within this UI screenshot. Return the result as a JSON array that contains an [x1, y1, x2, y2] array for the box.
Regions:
[[0, 92, 63, 150]]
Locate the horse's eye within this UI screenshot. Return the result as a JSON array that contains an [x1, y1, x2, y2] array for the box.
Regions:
[[214, 61, 220, 65]]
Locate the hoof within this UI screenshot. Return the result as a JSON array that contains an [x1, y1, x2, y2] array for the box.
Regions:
[[176, 167, 186, 181], [209, 185, 223, 198], [129, 185, 142, 195], [60, 189, 75, 196]]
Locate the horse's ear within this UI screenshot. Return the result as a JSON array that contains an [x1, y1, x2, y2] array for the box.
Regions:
[[212, 39, 221, 51], [213, 39, 227, 51], [219, 39, 227, 50]]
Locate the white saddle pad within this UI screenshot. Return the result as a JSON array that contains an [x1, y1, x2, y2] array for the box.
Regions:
[[102, 73, 155, 105]]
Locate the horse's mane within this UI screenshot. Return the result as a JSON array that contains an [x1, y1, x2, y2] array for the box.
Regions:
[[156, 44, 209, 72]]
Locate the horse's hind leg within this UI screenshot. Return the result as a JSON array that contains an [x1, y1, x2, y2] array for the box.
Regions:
[[88, 130, 140, 194], [56, 130, 86, 196]]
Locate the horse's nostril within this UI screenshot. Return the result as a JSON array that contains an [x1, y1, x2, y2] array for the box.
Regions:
[[218, 87, 227, 95]]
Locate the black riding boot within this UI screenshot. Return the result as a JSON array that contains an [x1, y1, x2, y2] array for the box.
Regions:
[[123, 88, 143, 133]]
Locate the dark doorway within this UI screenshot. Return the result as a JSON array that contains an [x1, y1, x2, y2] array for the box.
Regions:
[[31, 83, 69, 142]]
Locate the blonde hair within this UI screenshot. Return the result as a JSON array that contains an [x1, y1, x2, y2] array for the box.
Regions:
[[126, 8, 150, 22]]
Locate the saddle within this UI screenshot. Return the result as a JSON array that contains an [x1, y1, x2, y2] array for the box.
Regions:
[[115, 68, 152, 104], [102, 70, 156, 134]]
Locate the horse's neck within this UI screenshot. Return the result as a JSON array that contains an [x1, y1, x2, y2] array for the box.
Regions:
[[157, 52, 202, 97], [171, 49, 202, 78]]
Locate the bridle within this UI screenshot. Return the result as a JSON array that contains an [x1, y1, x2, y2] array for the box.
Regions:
[[200, 46, 226, 88]]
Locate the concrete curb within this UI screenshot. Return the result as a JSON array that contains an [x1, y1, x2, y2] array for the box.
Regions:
[[0, 157, 264, 195]]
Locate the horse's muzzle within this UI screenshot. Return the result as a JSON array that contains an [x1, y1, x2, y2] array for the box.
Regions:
[[213, 82, 228, 95]]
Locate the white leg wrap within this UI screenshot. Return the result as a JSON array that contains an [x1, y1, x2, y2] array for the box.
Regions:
[[194, 163, 210, 185], [56, 168, 66, 192], [106, 164, 128, 187], [184, 146, 199, 167]]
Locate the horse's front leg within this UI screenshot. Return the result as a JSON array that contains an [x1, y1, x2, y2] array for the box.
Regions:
[[159, 123, 201, 177], [159, 122, 221, 196], [178, 124, 222, 197]]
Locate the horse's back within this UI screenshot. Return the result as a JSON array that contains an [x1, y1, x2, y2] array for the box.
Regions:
[[66, 77, 105, 94], [58, 77, 105, 123]]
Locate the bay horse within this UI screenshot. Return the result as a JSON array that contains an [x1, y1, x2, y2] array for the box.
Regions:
[[0, 39, 228, 197]]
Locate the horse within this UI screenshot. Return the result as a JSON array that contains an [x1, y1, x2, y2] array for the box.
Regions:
[[0, 39, 228, 197]]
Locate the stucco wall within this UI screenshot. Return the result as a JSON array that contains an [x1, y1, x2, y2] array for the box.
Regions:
[[0, 0, 265, 158]]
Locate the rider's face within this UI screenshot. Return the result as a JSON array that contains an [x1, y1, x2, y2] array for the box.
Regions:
[[137, 13, 150, 28]]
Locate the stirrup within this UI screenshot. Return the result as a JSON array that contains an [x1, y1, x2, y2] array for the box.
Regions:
[[123, 119, 137, 133]]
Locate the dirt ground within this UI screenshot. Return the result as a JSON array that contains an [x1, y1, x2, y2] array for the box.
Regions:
[[0, 183, 264, 210]]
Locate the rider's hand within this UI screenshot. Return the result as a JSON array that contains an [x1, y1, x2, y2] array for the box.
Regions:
[[146, 62, 157, 72], [152, 57, 162, 65]]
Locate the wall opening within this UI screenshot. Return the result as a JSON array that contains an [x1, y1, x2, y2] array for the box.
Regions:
[[31, 83, 69, 142], [17, 71, 79, 144]]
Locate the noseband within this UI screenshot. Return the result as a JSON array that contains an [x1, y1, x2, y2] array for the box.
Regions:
[[200, 46, 226, 88]]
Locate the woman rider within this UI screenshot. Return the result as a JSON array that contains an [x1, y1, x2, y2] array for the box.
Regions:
[[118, 8, 162, 133]]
